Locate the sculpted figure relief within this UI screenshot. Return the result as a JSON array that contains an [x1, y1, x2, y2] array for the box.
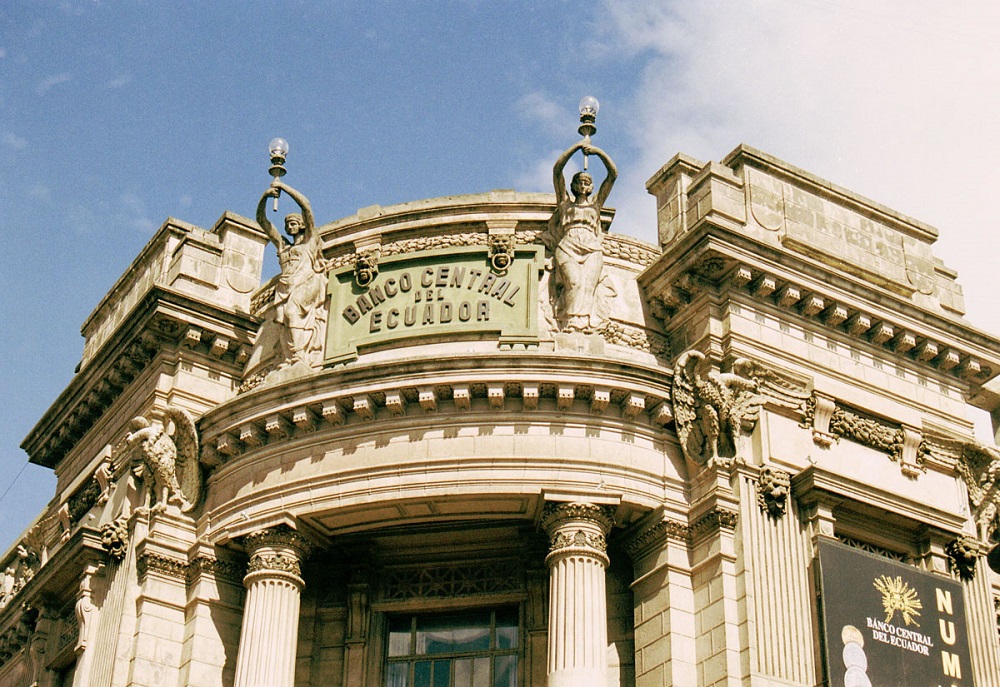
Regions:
[[257, 181, 330, 370], [541, 141, 617, 333], [671, 351, 761, 466], [126, 406, 201, 513]]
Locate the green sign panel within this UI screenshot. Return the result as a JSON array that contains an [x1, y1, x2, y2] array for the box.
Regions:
[[818, 539, 973, 687], [325, 245, 542, 364]]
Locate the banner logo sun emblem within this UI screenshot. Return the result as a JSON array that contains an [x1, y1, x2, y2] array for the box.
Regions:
[[873, 575, 922, 626]]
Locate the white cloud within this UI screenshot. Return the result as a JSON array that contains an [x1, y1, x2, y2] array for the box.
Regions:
[[517, 92, 571, 136], [120, 192, 155, 233], [2, 131, 27, 150], [597, 0, 1000, 335], [35, 73, 72, 96], [106, 73, 132, 89]]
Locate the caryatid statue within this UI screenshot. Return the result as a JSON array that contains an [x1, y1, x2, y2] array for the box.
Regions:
[[543, 139, 617, 333], [257, 181, 330, 370]]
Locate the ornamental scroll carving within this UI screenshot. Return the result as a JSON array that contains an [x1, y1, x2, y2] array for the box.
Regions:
[[801, 394, 929, 475], [671, 351, 762, 466]]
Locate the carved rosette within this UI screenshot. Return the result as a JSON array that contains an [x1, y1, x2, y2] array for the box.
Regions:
[[242, 525, 313, 589]]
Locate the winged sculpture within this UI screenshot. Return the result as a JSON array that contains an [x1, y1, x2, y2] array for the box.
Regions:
[[126, 406, 201, 512], [671, 351, 761, 466]]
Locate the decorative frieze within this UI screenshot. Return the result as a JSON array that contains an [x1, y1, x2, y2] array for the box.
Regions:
[[137, 552, 189, 581], [689, 507, 740, 540], [203, 378, 668, 465], [802, 393, 928, 475]]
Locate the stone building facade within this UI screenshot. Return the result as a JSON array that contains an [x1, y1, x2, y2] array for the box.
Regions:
[[2, 144, 1000, 687]]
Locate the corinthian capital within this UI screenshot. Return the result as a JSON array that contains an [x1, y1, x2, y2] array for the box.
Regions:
[[540, 502, 615, 567], [540, 502, 615, 534], [241, 525, 314, 583]]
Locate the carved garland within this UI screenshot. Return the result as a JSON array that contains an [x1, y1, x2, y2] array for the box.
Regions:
[[801, 395, 930, 471]]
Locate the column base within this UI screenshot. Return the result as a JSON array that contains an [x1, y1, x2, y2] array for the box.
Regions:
[[548, 667, 606, 687]]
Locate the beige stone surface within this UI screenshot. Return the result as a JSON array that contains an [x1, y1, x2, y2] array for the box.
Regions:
[[5, 146, 1000, 687]]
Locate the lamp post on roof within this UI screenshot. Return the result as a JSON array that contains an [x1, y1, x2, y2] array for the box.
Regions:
[[578, 96, 599, 171], [268, 137, 289, 212]]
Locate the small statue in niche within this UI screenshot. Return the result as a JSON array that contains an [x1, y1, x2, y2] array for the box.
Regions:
[[540, 140, 617, 333], [257, 181, 331, 370], [126, 406, 201, 513]]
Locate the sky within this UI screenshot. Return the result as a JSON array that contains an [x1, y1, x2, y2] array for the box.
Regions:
[[1, 0, 999, 548]]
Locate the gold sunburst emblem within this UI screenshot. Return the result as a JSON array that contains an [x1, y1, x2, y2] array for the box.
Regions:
[[873, 575, 922, 626]]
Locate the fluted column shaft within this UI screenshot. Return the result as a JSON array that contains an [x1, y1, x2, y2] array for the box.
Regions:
[[541, 502, 614, 687], [233, 526, 313, 687]]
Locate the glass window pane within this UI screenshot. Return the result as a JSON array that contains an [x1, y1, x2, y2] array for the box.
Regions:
[[417, 612, 490, 655], [388, 616, 413, 657], [433, 660, 451, 687], [414, 660, 432, 685], [472, 657, 489, 687], [386, 662, 409, 687], [493, 656, 516, 687], [494, 608, 518, 650], [454, 658, 472, 687]]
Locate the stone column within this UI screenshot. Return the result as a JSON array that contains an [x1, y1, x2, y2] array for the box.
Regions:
[[541, 502, 614, 687], [233, 526, 313, 687]]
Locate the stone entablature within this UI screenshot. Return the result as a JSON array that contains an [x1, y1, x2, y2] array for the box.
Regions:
[[641, 245, 997, 390], [647, 145, 965, 315], [81, 213, 267, 367]]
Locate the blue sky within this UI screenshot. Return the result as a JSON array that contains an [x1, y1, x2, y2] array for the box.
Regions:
[[2, 1, 999, 547]]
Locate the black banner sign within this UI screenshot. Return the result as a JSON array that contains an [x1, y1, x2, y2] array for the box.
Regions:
[[818, 539, 973, 687]]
